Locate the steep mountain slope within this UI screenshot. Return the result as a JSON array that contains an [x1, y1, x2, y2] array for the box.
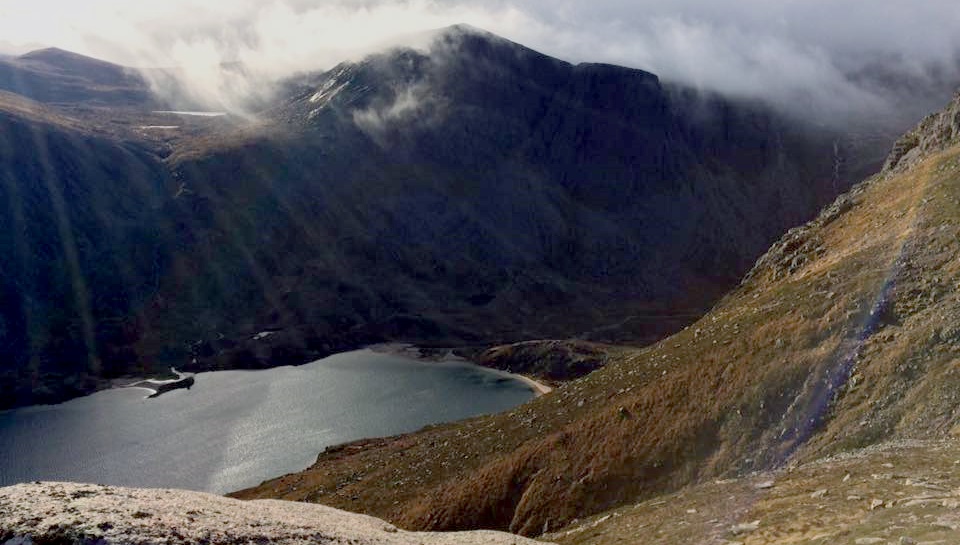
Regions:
[[235, 92, 960, 538], [148, 25, 884, 369], [0, 93, 172, 407]]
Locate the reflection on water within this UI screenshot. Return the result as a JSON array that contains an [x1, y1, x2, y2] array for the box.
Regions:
[[152, 111, 227, 117], [0, 350, 533, 494]]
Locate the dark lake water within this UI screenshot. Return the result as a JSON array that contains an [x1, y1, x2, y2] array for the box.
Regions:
[[0, 349, 534, 494]]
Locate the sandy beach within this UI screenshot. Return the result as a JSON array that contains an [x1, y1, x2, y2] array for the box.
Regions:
[[369, 343, 554, 397]]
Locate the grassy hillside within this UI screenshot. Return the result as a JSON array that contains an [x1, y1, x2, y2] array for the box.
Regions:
[[234, 93, 960, 539], [546, 439, 960, 544]]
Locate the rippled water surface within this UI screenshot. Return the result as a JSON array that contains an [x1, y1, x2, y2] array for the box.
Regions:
[[0, 350, 533, 493]]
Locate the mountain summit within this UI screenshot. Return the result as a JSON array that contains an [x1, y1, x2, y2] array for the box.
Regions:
[[0, 47, 152, 105], [0, 27, 905, 408]]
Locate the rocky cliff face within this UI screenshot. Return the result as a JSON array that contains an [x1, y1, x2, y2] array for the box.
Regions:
[[0, 482, 547, 545], [146, 25, 885, 370], [884, 91, 960, 172]]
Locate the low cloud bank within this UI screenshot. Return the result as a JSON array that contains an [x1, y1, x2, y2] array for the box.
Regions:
[[0, 1, 957, 120]]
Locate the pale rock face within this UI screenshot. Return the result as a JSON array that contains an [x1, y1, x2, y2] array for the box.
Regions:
[[0, 482, 550, 545]]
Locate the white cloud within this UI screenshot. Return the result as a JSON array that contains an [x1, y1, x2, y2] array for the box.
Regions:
[[0, 0, 957, 119]]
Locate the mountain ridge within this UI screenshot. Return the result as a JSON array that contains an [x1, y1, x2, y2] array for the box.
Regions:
[[0, 46, 154, 106], [147, 25, 881, 375]]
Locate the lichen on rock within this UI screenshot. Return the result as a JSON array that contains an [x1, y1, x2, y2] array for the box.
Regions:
[[0, 482, 550, 545]]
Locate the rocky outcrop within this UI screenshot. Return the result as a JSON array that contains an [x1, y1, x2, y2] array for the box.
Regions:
[[147, 375, 195, 398], [477, 340, 617, 381], [741, 186, 862, 283], [0, 482, 548, 545], [883, 92, 960, 172]]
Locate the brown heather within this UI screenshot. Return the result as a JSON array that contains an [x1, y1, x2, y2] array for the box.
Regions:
[[0, 91, 90, 132], [235, 95, 960, 540]]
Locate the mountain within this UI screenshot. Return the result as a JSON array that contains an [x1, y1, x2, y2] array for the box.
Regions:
[[0, 48, 154, 106], [4, 23, 960, 544], [234, 91, 960, 538], [0, 26, 937, 408], [143, 25, 885, 369]]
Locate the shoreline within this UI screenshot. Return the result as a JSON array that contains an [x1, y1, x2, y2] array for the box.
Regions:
[[368, 343, 554, 397], [121, 367, 190, 388], [8, 342, 550, 411]]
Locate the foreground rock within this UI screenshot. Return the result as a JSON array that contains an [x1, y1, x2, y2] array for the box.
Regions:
[[0, 482, 549, 545], [147, 374, 195, 398]]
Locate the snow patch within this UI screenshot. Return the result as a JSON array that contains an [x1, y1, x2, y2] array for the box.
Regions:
[[309, 79, 349, 105]]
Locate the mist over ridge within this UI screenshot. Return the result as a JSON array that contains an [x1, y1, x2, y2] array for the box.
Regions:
[[1, 1, 958, 121]]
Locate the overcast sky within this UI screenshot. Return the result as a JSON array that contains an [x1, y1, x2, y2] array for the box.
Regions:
[[1, 0, 958, 116]]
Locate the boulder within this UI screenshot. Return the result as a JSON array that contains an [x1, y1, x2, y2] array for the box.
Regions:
[[0, 482, 549, 545]]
